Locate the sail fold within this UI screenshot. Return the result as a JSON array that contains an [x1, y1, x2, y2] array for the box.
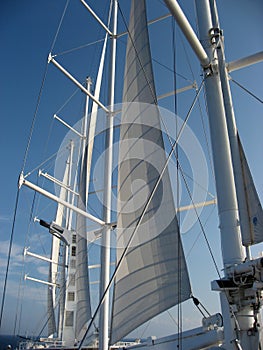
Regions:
[[110, 0, 191, 344]]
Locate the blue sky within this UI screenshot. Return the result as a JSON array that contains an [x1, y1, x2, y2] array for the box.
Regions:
[[0, 0, 262, 339]]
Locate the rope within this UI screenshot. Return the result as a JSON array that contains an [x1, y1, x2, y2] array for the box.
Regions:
[[54, 38, 106, 57], [178, 160, 222, 279], [139, 319, 151, 339], [22, 0, 70, 172], [186, 204, 216, 258], [167, 309, 181, 331], [21, 63, 49, 173], [230, 77, 263, 104], [179, 30, 215, 183], [24, 149, 62, 179], [55, 87, 80, 114], [158, 79, 218, 323], [179, 31, 196, 82], [159, 106, 224, 327], [152, 58, 193, 83], [49, 0, 70, 53]]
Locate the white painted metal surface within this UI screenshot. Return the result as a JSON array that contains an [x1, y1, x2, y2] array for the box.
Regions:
[[164, 0, 210, 67]]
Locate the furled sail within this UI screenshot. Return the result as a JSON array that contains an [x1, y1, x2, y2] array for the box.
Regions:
[[75, 33, 108, 339], [238, 135, 263, 246], [75, 147, 92, 339], [63, 33, 107, 340], [47, 158, 70, 337], [110, 0, 191, 344], [85, 33, 108, 207]]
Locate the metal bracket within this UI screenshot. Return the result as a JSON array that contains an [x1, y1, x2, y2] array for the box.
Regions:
[[209, 27, 223, 45]]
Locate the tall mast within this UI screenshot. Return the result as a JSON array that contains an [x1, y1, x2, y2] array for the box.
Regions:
[[195, 1, 260, 348], [194, 0, 244, 266], [99, 1, 118, 349], [164, 0, 262, 348], [208, 0, 252, 260]]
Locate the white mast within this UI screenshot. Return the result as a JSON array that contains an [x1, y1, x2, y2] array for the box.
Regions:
[[164, 0, 263, 348], [194, 0, 244, 265], [194, 2, 263, 348], [99, 1, 118, 349], [207, 0, 251, 259]]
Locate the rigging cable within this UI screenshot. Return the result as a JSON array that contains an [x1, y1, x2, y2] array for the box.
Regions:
[[186, 204, 216, 259], [54, 38, 105, 58], [171, 149, 239, 330], [21, 63, 49, 173], [50, 0, 70, 53], [152, 58, 193, 83], [191, 295, 211, 318], [22, 0, 70, 173], [167, 309, 181, 332], [230, 77, 263, 104], [177, 158, 222, 279], [138, 319, 152, 339], [24, 150, 60, 179], [159, 91, 219, 318], [178, 30, 216, 183]]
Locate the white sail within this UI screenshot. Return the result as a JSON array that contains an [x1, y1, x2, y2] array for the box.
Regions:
[[75, 150, 92, 339], [85, 34, 108, 207], [75, 34, 109, 339], [47, 158, 70, 337], [110, 0, 191, 344], [63, 35, 108, 342], [238, 135, 263, 246]]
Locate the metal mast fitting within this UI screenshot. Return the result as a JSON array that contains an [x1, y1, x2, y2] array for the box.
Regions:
[[18, 172, 105, 226], [164, 0, 210, 67]]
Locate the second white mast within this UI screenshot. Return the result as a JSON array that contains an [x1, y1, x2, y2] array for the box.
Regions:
[[99, 1, 118, 349]]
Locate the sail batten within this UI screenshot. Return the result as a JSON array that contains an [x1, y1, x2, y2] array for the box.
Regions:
[[110, 0, 191, 344]]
